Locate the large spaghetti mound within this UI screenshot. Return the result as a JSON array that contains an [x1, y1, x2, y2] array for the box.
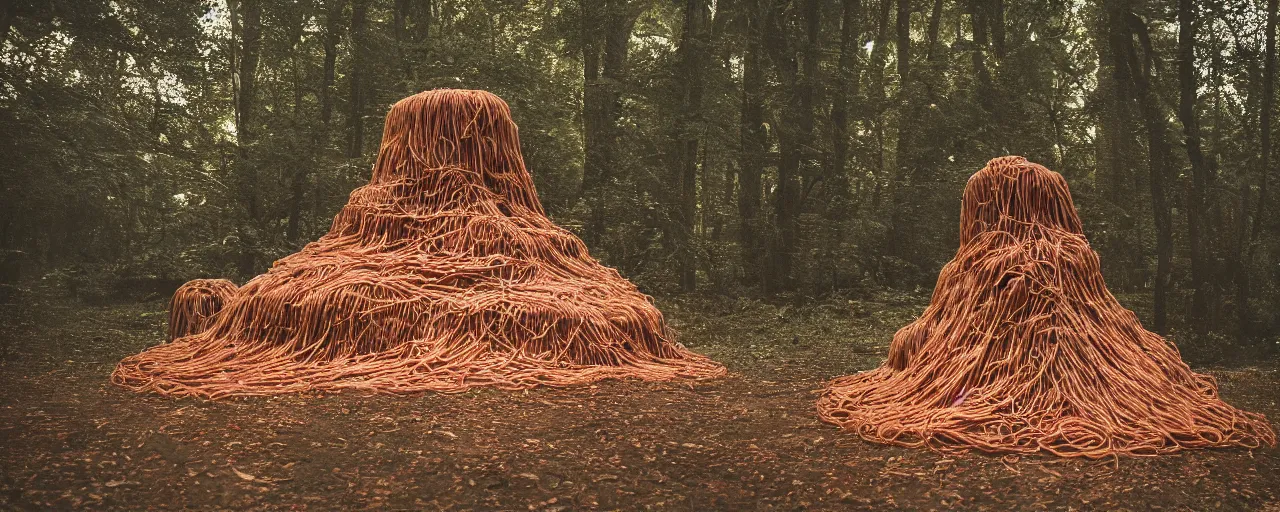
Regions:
[[114, 89, 724, 398], [817, 156, 1275, 457]]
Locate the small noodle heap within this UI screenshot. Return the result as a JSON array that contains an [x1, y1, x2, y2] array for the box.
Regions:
[[167, 279, 238, 341], [817, 156, 1275, 457], [114, 89, 724, 398]]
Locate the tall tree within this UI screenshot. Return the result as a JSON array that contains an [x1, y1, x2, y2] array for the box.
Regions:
[[925, 0, 942, 60], [229, 0, 264, 275], [970, 0, 995, 113], [1257, 0, 1278, 244], [1114, 8, 1174, 334], [895, 0, 910, 81], [319, 0, 345, 128], [1092, 0, 1142, 291], [1237, 0, 1277, 338], [394, 0, 412, 83], [828, 0, 863, 204], [814, 0, 863, 291], [1178, 0, 1212, 333], [738, 0, 767, 284], [346, 0, 370, 158], [0, 2, 16, 48], [579, 0, 642, 246], [887, 0, 911, 264], [867, 0, 893, 209], [762, 0, 822, 291], [675, 0, 709, 292], [285, 0, 315, 244]]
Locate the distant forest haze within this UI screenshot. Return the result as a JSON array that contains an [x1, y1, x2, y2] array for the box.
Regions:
[[1, 0, 1278, 345]]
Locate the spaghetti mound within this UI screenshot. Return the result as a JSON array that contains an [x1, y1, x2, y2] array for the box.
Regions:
[[167, 278, 238, 341], [817, 156, 1275, 457], [114, 89, 724, 398]]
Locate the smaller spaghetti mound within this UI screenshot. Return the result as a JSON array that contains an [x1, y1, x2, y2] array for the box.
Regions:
[[167, 279, 238, 341], [817, 156, 1276, 458]]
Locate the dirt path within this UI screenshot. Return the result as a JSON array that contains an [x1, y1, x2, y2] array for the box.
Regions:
[[1, 292, 1277, 510]]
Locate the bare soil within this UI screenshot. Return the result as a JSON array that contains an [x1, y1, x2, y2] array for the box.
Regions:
[[1, 288, 1276, 510]]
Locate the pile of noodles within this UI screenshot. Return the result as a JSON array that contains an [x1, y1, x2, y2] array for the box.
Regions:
[[817, 156, 1275, 457], [114, 89, 724, 398]]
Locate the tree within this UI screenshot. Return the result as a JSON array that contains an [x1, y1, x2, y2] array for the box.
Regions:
[[580, 0, 642, 247], [229, 0, 264, 275], [1234, 0, 1277, 339], [738, 0, 767, 285], [3, 0, 1279, 340], [1177, 0, 1212, 333], [673, 0, 710, 292], [285, 0, 318, 244], [828, 0, 863, 209], [886, 0, 912, 266], [1108, 5, 1174, 334], [346, 0, 370, 158], [761, 0, 822, 291]]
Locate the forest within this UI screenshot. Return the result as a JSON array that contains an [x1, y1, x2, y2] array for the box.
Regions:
[[2, 0, 1280, 510], [1, 0, 1277, 341]]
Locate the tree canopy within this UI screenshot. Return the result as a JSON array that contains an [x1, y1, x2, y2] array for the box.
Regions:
[[2, 0, 1277, 343]]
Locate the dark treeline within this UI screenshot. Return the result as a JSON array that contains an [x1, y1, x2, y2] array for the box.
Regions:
[[1, 0, 1278, 343]]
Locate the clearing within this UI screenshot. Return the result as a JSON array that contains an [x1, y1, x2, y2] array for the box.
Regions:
[[1, 288, 1276, 510]]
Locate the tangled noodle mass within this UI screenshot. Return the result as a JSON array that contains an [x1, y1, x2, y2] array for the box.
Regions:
[[114, 89, 724, 398], [166, 278, 238, 342], [817, 156, 1275, 458]]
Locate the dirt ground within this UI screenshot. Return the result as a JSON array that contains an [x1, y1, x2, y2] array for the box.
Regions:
[[1, 288, 1277, 511]]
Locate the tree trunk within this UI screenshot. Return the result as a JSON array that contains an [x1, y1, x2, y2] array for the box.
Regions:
[[1238, 0, 1276, 338], [1095, 5, 1127, 207], [925, 0, 942, 61], [346, 0, 370, 158], [822, 0, 862, 291], [230, 0, 263, 276], [675, 0, 708, 292], [990, 0, 1005, 59], [580, 0, 602, 203], [738, 0, 766, 286], [1177, 0, 1211, 333], [1254, 0, 1277, 245], [895, 0, 909, 81], [829, 0, 862, 203], [285, 3, 311, 243], [320, 0, 344, 128], [1093, 1, 1143, 291], [412, 0, 432, 83], [970, 0, 994, 112], [1120, 11, 1174, 334], [394, 0, 412, 85], [0, 2, 15, 49], [868, 0, 892, 210], [762, 0, 821, 291], [887, 0, 911, 264], [580, 0, 640, 247]]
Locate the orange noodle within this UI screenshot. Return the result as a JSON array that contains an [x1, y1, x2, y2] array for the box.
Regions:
[[166, 278, 238, 341], [817, 156, 1275, 458], [114, 89, 724, 398]]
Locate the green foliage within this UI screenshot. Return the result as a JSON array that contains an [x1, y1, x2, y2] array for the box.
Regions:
[[1, 0, 1277, 343]]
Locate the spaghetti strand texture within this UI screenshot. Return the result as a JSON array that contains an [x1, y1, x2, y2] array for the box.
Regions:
[[166, 278, 238, 341], [114, 89, 724, 398], [816, 156, 1275, 457]]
